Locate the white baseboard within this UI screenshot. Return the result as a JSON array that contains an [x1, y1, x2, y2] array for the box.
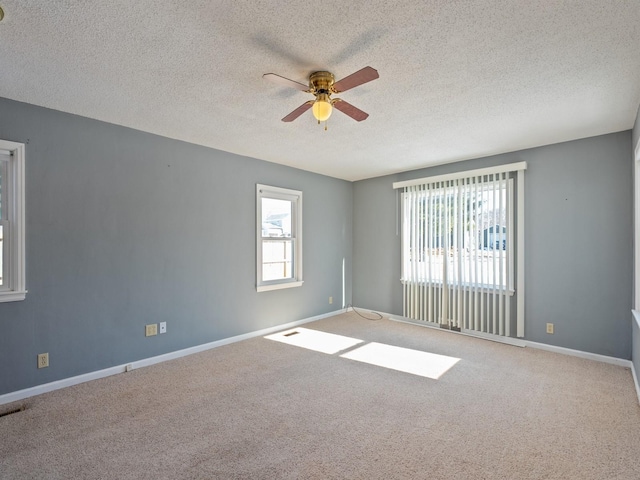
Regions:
[[522, 340, 632, 368], [632, 310, 640, 404], [385, 311, 631, 367], [0, 364, 129, 407], [632, 362, 640, 406], [0, 309, 344, 406]]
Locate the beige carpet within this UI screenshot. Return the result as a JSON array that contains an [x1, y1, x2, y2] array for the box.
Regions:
[[1, 312, 639, 479]]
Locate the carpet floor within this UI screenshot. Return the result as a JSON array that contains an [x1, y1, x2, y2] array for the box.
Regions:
[[1, 312, 639, 479]]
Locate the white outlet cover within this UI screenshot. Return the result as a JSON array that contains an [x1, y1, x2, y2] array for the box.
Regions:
[[160, 322, 167, 334]]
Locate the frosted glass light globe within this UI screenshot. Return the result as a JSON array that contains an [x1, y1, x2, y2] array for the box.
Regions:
[[312, 99, 332, 121]]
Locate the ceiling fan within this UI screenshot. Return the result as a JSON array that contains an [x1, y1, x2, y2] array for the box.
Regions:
[[263, 66, 379, 129]]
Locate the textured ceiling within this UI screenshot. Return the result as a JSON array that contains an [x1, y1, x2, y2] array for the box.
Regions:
[[0, 1, 639, 181]]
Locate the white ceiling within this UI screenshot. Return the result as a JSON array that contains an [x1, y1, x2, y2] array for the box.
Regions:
[[0, 1, 639, 181]]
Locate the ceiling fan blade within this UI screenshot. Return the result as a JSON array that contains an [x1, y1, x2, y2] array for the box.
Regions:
[[333, 99, 369, 122], [333, 66, 379, 93], [263, 73, 309, 92], [282, 101, 313, 122]]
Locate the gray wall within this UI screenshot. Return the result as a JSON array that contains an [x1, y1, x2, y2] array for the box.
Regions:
[[353, 132, 633, 359], [0, 97, 353, 395], [0, 94, 635, 397]]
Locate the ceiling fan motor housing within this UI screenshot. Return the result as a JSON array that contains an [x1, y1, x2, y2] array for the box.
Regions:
[[309, 71, 335, 95]]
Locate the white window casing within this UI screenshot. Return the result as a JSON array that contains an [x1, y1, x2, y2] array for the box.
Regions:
[[256, 184, 303, 292], [0, 139, 26, 302], [634, 138, 640, 310]]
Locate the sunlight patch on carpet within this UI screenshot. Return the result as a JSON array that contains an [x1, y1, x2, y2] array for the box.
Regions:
[[341, 342, 460, 379], [265, 328, 363, 354]]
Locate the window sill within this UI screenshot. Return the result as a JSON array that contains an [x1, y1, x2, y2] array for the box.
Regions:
[[257, 281, 304, 293], [0, 290, 27, 303]]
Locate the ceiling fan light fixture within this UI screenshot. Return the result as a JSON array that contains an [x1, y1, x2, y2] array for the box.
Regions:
[[264, 67, 378, 125], [312, 94, 332, 122]]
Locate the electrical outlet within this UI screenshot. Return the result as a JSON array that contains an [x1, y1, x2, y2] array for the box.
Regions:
[[329, 296, 333, 304], [145, 324, 158, 337], [546, 323, 554, 334], [159, 322, 167, 334], [37, 353, 49, 369]]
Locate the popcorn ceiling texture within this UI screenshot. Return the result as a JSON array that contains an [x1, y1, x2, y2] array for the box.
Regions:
[[0, 1, 638, 180]]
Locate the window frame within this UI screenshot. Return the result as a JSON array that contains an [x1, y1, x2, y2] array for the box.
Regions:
[[394, 161, 526, 337], [0, 139, 26, 303], [635, 138, 640, 309], [256, 184, 303, 292]]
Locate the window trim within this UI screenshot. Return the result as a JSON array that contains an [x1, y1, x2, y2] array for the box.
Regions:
[[634, 138, 640, 309], [256, 184, 303, 292], [0, 139, 26, 303], [392, 161, 527, 190]]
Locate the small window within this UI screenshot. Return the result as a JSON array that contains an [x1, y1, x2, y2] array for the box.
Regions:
[[257, 184, 303, 292], [0, 140, 26, 302]]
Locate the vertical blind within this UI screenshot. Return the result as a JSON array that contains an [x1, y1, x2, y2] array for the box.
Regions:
[[393, 163, 526, 337]]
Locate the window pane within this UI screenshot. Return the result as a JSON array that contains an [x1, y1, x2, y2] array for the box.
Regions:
[[404, 181, 509, 289], [261, 198, 292, 238], [262, 239, 293, 281]]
